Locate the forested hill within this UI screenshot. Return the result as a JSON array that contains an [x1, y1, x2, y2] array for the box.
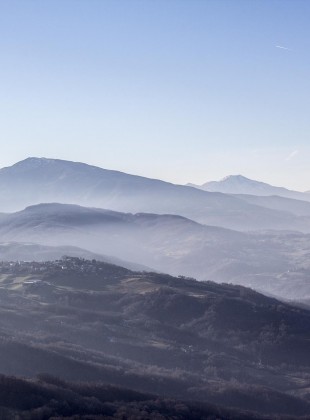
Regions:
[[0, 257, 309, 417], [0, 374, 273, 420]]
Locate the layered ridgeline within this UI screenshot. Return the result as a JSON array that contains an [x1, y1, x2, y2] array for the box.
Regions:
[[188, 174, 310, 200], [2, 158, 310, 232], [0, 257, 309, 418], [1, 203, 310, 301]]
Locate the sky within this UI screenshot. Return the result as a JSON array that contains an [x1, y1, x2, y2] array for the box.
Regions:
[[0, 0, 310, 191]]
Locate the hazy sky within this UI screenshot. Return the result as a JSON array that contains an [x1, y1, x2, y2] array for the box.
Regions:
[[1, 0, 310, 190]]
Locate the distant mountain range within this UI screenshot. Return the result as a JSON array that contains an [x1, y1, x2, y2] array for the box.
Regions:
[[1, 157, 310, 232], [1, 159, 310, 417], [3, 157, 310, 301], [1, 203, 310, 300], [188, 174, 310, 200]]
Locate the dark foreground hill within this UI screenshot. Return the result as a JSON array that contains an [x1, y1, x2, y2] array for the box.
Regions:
[[0, 374, 272, 420], [0, 257, 309, 417]]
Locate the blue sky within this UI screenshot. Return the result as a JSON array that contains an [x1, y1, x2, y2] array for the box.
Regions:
[[1, 0, 310, 190]]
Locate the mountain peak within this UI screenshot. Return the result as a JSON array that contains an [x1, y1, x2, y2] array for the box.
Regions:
[[2, 157, 107, 176], [14, 157, 56, 165], [221, 175, 251, 182], [188, 174, 309, 200], [6, 157, 64, 172]]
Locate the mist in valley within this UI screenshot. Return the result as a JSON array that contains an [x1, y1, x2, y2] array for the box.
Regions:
[[0, 159, 309, 418], [1, 0, 310, 418]]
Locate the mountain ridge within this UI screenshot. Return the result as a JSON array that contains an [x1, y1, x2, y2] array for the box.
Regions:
[[1, 157, 310, 232], [1, 202, 310, 300], [188, 174, 309, 200]]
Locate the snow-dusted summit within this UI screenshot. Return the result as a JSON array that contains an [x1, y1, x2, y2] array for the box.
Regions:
[[188, 175, 309, 200]]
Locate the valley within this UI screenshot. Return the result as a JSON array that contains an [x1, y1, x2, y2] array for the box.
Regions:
[[0, 159, 309, 418], [0, 203, 310, 301], [2, 1, 310, 417]]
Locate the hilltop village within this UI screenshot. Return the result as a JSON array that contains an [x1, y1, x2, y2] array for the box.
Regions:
[[0, 256, 130, 277]]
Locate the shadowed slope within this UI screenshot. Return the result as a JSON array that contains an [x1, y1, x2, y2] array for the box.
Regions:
[[0, 258, 309, 417]]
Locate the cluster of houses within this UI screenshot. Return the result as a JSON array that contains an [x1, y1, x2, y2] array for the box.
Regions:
[[0, 256, 111, 275]]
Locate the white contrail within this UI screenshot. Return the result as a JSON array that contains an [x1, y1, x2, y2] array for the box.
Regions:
[[285, 150, 299, 161], [275, 45, 291, 51]]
